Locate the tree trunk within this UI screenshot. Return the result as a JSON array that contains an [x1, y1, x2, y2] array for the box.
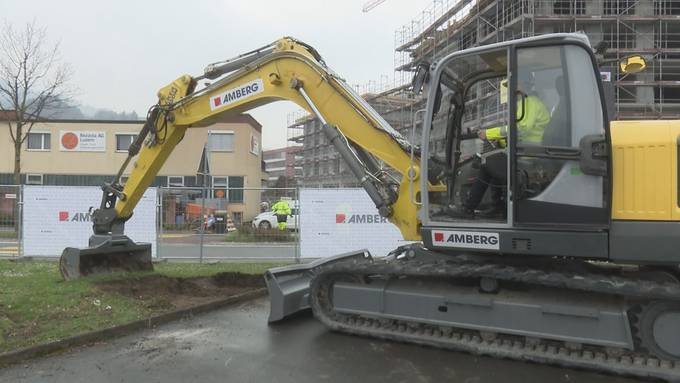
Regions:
[[12, 123, 22, 238], [13, 123, 22, 185]]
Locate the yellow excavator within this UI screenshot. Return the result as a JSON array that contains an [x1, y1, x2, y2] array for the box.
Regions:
[[60, 34, 680, 380]]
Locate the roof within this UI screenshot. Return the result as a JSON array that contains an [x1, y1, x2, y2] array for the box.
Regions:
[[0, 110, 263, 132], [0, 110, 19, 121], [435, 33, 592, 66], [214, 114, 262, 133]]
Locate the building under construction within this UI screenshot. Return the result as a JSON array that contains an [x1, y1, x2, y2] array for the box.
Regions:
[[293, 0, 680, 187], [288, 92, 415, 187]]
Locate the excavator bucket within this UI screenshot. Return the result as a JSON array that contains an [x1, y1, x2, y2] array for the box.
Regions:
[[59, 235, 152, 280], [265, 250, 369, 322]]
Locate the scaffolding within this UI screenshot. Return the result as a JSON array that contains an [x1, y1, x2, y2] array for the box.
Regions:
[[291, 0, 680, 187], [394, 0, 680, 119]]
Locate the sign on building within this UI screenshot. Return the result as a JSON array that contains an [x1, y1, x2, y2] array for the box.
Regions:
[[299, 188, 412, 259], [59, 131, 106, 152], [22, 186, 157, 257], [250, 133, 259, 155]]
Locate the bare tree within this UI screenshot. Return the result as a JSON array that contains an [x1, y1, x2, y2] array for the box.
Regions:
[[0, 20, 74, 185]]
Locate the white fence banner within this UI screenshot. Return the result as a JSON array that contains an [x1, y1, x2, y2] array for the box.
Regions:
[[22, 186, 157, 257], [299, 188, 412, 259]]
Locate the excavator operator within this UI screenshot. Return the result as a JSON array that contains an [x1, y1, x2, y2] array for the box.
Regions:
[[453, 73, 551, 219]]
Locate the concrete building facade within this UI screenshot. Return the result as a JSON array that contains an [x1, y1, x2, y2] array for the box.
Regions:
[[290, 93, 415, 188], [262, 146, 303, 187], [394, 0, 680, 119], [0, 114, 265, 222]]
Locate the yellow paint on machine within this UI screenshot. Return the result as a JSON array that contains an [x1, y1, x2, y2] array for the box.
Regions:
[[610, 120, 680, 220]]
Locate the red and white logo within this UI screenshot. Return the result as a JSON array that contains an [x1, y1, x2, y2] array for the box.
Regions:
[[58, 210, 91, 222], [61, 132, 79, 150], [335, 203, 387, 224], [209, 79, 264, 111], [432, 230, 500, 250]]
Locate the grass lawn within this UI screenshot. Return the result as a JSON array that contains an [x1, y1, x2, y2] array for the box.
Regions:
[[0, 260, 286, 353]]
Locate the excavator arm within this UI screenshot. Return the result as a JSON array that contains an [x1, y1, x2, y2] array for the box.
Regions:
[[59, 37, 423, 280]]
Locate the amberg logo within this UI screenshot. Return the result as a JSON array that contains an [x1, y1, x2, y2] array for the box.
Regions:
[[335, 203, 388, 224], [432, 230, 500, 250], [58, 211, 92, 222]]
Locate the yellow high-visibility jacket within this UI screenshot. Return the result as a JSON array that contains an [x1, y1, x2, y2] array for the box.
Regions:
[[485, 94, 551, 147], [271, 200, 292, 215]]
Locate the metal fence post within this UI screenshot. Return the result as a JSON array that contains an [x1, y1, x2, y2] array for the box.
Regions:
[[295, 186, 301, 263], [199, 185, 206, 264], [18, 184, 23, 258], [157, 187, 163, 260]]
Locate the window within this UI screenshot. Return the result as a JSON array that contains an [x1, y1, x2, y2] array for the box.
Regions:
[[232, 212, 243, 225], [27, 132, 50, 150], [213, 176, 228, 187], [116, 134, 137, 152], [26, 174, 43, 185], [229, 176, 244, 203], [211, 176, 244, 202], [208, 131, 234, 151], [168, 176, 184, 187], [213, 176, 228, 199]]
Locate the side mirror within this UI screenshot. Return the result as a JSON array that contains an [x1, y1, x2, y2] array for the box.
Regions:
[[411, 62, 430, 95], [619, 55, 647, 74]]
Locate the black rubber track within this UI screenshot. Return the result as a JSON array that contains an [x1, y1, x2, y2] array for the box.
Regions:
[[309, 254, 680, 382]]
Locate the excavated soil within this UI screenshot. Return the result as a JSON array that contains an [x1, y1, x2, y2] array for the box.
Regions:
[[95, 272, 264, 310]]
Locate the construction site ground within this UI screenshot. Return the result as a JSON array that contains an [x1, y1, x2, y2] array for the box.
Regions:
[[0, 297, 641, 383], [0, 260, 283, 353]]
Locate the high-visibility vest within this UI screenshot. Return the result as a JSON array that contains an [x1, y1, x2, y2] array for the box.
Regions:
[[485, 94, 550, 147], [272, 201, 291, 215]]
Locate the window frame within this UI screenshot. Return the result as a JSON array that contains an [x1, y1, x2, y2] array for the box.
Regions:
[[26, 174, 44, 185], [167, 176, 184, 187], [26, 131, 51, 151], [208, 130, 235, 152], [115, 132, 138, 152]]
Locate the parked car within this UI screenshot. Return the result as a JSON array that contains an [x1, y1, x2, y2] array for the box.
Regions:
[[252, 200, 299, 230]]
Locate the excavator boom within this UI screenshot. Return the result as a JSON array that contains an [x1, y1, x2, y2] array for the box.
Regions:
[[59, 37, 424, 279]]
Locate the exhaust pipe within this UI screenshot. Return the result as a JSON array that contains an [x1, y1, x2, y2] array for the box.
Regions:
[[265, 250, 370, 322], [59, 235, 152, 280]]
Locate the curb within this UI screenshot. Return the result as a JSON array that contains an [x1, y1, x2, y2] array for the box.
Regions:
[[0, 287, 267, 368]]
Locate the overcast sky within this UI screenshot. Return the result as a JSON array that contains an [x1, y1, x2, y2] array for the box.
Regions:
[[2, 0, 430, 149]]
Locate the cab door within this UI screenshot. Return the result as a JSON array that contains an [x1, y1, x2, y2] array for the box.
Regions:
[[510, 44, 609, 227]]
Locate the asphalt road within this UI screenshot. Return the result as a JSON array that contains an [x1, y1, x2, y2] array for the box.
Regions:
[[0, 237, 297, 260], [158, 242, 296, 260], [0, 298, 640, 383]]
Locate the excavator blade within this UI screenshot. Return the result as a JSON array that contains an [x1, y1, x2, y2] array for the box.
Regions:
[[265, 250, 369, 322], [59, 235, 153, 280]]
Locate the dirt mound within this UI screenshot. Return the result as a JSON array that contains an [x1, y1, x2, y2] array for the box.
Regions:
[[95, 272, 264, 310]]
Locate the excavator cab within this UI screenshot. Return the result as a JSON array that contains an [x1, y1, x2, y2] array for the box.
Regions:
[[421, 34, 611, 257]]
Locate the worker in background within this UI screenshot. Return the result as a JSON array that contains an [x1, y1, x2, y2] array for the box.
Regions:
[[206, 213, 216, 233], [453, 73, 551, 219], [271, 199, 292, 231]]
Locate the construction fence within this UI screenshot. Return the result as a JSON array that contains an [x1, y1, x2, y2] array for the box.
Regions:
[[0, 185, 20, 257], [1, 185, 408, 263], [157, 186, 300, 262]]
